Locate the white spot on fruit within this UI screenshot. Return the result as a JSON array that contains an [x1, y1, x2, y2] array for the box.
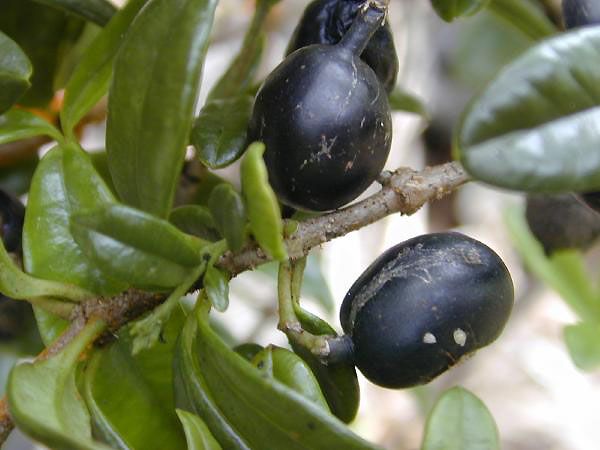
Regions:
[[453, 328, 467, 346], [423, 333, 437, 344]]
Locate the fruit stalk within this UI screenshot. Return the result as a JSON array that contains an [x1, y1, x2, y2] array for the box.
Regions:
[[339, 1, 388, 55]]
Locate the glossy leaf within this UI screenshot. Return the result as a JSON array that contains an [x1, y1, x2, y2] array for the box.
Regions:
[[430, 0, 490, 22], [208, 183, 246, 252], [564, 322, 600, 371], [23, 144, 124, 296], [458, 28, 600, 192], [7, 319, 111, 450], [421, 387, 500, 450], [107, 0, 218, 218], [71, 204, 206, 289], [84, 309, 187, 450], [204, 265, 230, 312], [177, 410, 223, 450], [192, 95, 254, 168], [61, 0, 147, 138], [33, 307, 69, 346], [32, 0, 116, 26], [170, 205, 221, 242], [488, 0, 556, 41], [0, 31, 32, 114], [241, 142, 287, 261], [0, 109, 63, 145], [388, 86, 429, 119]]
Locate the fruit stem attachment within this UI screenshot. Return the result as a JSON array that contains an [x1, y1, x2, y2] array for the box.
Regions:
[[338, 1, 387, 56]]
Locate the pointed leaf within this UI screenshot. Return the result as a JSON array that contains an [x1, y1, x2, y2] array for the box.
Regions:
[[0, 31, 32, 114], [564, 322, 600, 371], [0, 109, 63, 145], [458, 28, 600, 192], [204, 265, 230, 312], [388, 86, 429, 118], [170, 205, 221, 242], [488, 0, 556, 41], [107, 0, 218, 218], [422, 387, 500, 450], [31, 0, 116, 26], [208, 183, 246, 252], [177, 410, 223, 450], [430, 0, 490, 22], [241, 142, 287, 261]]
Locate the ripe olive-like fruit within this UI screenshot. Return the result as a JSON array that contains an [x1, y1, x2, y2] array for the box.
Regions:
[[286, 0, 399, 93], [339, 232, 514, 389], [0, 189, 25, 253], [526, 194, 600, 254], [248, 3, 392, 211], [562, 0, 600, 29]]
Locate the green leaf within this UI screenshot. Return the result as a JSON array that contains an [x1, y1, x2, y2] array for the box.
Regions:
[[7, 319, 111, 450], [564, 322, 600, 371], [204, 265, 230, 312], [0, 109, 63, 145], [88, 151, 117, 196], [488, 0, 556, 41], [430, 0, 490, 22], [71, 204, 206, 289], [176, 410, 223, 450], [106, 0, 218, 218], [241, 142, 287, 261], [23, 144, 124, 296], [208, 183, 247, 252], [192, 96, 254, 168], [60, 0, 147, 139], [83, 309, 187, 450], [33, 307, 69, 346], [457, 28, 600, 192], [421, 387, 500, 450], [388, 86, 429, 119], [0, 31, 32, 114], [31, 0, 116, 26], [170, 205, 221, 242]]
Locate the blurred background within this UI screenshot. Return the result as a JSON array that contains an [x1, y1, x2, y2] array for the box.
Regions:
[[2, 0, 600, 449]]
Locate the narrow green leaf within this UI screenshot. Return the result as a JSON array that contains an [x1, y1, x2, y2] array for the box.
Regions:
[[0, 31, 32, 114], [241, 142, 287, 261], [421, 387, 500, 450], [458, 28, 600, 192], [71, 204, 206, 289], [0, 109, 63, 145], [107, 0, 218, 218], [388, 86, 429, 119], [208, 183, 247, 252], [488, 0, 556, 41], [61, 0, 147, 138], [170, 205, 221, 242], [7, 319, 111, 450], [564, 322, 600, 371], [176, 410, 223, 450], [31, 0, 116, 26], [204, 265, 230, 312], [430, 0, 490, 22]]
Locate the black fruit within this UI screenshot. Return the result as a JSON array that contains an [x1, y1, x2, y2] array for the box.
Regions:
[[562, 0, 600, 29], [578, 191, 600, 214], [286, 0, 398, 93], [526, 194, 600, 254], [0, 189, 25, 253], [339, 232, 514, 389], [248, 2, 392, 212]]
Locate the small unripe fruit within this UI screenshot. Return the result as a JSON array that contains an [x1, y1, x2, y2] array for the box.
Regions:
[[339, 232, 514, 389]]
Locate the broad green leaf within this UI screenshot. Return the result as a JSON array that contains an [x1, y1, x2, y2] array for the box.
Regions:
[[61, 0, 147, 139], [182, 302, 380, 450], [107, 0, 218, 218], [192, 96, 254, 168], [23, 144, 124, 296], [71, 204, 206, 289], [170, 205, 221, 242], [0, 31, 32, 114], [208, 183, 247, 252], [83, 309, 187, 450], [505, 207, 600, 320], [458, 28, 600, 192], [32, 0, 116, 26], [7, 319, 111, 450], [388, 86, 429, 119], [0, 109, 63, 145], [176, 410, 223, 450], [421, 387, 500, 450], [241, 142, 287, 261], [89, 151, 117, 195], [488, 0, 556, 41], [430, 0, 490, 22], [204, 265, 230, 312], [564, 322, 600, 371]]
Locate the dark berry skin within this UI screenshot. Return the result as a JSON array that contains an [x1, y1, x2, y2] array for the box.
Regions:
[[339, 232, 514, 389], [562, 0, 600, 28], [248, 4, 392, 212], [0, 189, 25, 253], [286, 0, 398, 93], [526, 194, 600, 254]]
